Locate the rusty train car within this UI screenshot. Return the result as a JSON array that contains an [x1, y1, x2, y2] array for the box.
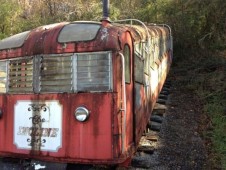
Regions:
[[0, 0, 172, 168]]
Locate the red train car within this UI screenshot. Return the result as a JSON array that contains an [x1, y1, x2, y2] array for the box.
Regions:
[[0, 0, 172, 168]]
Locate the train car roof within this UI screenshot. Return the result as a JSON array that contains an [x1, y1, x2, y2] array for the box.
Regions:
[[0, 21, 103, 51], [0, 22, 67, 51], [0, 20, 170, 53]]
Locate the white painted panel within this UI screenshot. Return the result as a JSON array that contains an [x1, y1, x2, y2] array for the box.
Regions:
[[14, 100, 62, 152]]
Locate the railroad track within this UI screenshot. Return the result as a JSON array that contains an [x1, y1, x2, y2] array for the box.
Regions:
[[130, 80, 171, 169]]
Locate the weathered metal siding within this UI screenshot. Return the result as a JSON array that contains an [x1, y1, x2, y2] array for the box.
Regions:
[[0, 20, 173, 165], [129, 24, 172, 145], [119, 31, 134, 153], [0, 93, 116, 163], [0, 22, 130, 164]]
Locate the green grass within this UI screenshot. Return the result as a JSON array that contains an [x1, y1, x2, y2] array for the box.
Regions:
[[204, 93, 226, 169], [188, 54, 226, 169], [175, 52, 226, 169]]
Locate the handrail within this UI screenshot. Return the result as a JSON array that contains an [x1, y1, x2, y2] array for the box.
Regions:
[[119, 52, 126, 153], [113, 19, 150, 42], [148, 23, 172, 37], [158, 24, 173, 51], [114, 19, 151, 56], [148, 23, 173, 51]]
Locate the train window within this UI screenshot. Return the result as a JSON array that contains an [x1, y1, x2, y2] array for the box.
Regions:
[[134, 54, 144, 84], [135, 41, 150, 74], [0, 31, 30, 50], [150, 38, 155, 66], [143, 42, 150, 75], [58, 23, 101, 43], [163, 36, 166, 54], [158, 37, 162, 60], [154, 38, 159, 62], [124, 45, 131, 83], [135, 43, 142, 57], [159, 37, 162, 60], [135, 42, 148, 59]]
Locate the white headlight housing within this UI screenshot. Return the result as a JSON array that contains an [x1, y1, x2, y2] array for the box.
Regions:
[[74, 107, 90, 122]]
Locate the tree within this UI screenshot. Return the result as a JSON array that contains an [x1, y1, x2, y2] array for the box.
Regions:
[[0, 0, 22, 39]]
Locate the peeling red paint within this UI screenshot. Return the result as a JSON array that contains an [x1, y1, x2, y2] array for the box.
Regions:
[[0, 20, 172, 165]]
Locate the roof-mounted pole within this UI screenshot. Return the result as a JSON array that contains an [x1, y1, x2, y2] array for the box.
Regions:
[[101, 0, 111, 24]]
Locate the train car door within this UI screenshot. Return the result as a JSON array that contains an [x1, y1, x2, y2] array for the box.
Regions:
[[121, 32, 134, 152]]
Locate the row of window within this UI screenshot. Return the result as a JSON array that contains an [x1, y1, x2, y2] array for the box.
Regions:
[[123, 35, 171, 84]]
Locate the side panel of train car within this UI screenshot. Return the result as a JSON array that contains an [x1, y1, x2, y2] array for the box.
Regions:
[[0, 20, 172, 164]]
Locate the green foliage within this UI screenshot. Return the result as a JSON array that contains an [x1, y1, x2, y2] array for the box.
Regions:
[[0, 0, 226, 168], [204, 95, 226, 169], [0, 0, 22, 38], [184, 54, 226, 169], [1, 0, 225, 52], [173, 49, 226, 169]]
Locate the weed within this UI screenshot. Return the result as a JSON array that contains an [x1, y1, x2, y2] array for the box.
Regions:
[[179, 53, 226, 169]]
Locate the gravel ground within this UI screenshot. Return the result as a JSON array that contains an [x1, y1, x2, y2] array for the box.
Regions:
[[130, 70, 210, 170], [156, 88, 208, 169]]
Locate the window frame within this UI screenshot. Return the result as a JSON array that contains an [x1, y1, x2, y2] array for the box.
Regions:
[[123, 44, 131, 84]]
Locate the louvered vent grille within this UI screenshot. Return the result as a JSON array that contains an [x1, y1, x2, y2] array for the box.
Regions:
[[8, 58, 33, 93], [40, 56, 73, 92], [76, 53, 112, 91], [0, 52, 112, 94], [0, 61, 7, 93]]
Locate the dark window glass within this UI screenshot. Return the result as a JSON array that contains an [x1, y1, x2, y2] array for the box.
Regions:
[[124, 45, 131, 83]]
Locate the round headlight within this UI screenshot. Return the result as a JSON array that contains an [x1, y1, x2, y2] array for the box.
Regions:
[[74, 107, 90, 122]]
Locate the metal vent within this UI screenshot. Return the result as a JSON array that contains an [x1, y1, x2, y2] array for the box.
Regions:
[[0, 61, 7, 93], [2, 52, 112, 94], [76, 52, 112, 92], [8, 58, 33, 93], [40, 55, 73, 92]]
